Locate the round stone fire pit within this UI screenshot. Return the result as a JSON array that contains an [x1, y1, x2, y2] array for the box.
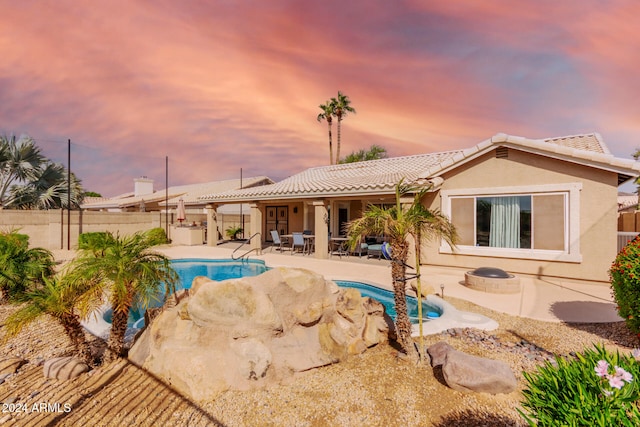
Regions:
[[464, 267, 521, 294]]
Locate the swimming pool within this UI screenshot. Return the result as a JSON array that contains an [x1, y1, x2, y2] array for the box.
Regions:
[[335, 280, 441, 324], [103, 259, 438, 327], [103, 258, 270, 327]]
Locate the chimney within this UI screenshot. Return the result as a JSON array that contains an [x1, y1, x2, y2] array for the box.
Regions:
[[134, 176, 154, 197]]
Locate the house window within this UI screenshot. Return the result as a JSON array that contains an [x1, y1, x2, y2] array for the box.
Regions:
[[442, 183, 581, 262]]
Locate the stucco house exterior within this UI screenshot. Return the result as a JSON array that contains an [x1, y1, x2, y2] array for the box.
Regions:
[[200, 133, 640, 284]]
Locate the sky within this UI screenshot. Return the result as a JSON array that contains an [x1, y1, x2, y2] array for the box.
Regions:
[[1, 0, 640, 197]]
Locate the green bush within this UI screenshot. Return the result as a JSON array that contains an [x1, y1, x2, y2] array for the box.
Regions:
[[0, 231, 54, 301], [144, 227, 169, 246], [78, 232, 111, 249], [610, 236, 640, 336], [225, 226, 243, 240], [519, 344, 640, 426]]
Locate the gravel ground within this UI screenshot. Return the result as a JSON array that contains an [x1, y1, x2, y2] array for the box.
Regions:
[[0, 297, 638, 427]]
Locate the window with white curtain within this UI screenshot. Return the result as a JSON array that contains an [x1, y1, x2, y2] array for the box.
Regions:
[[441, 183, 581, 262]]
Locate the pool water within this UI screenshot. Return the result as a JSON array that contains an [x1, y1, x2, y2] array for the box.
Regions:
[[105, 259, 440, 327], [335, 280, 441, 324], [103, 258, 270, 327]]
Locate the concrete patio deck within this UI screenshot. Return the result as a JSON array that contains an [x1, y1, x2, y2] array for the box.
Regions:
[[151, 243, 621, 324]]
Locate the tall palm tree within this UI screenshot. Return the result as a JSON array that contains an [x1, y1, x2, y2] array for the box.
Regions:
[[331, 91, 356, 164], [4, 275, 94, 365], [0, 231, 55, 302], [0, 134, 46, 207], [317, 100, 335, 165], [69, 230, 178, 363], [346, 180, 456, 362]]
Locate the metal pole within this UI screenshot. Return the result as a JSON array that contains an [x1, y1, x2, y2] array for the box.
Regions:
[[165, 156, 169, 237], [67, 139, 71, 250], [240, 168, 244, 238]]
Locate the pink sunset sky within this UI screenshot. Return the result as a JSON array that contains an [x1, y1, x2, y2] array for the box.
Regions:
[[1, 0, 639, 196]]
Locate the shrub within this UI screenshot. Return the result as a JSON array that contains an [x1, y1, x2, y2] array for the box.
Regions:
[[610, 236, 640, 336], [78, 232, 111, 250], [225, 226, 243, 240], [144, 227, 169, 245], [0, 231, 54, 301], [519, 344, 640, 426]]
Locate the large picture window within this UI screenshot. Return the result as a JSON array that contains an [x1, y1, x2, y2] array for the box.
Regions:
[[442, 183, 580, 262]]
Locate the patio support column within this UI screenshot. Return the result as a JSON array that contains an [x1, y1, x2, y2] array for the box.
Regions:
[[313, 201, 329, 259], [205, 204, 219, 246], [249, 203, 263, 254]]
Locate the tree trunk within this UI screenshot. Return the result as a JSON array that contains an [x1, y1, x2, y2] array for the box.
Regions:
[[390, 240, 418, 361], [328, 122, 334, 165], [60, 313, 94, 366], [104, 308, 129, 363], [336, 118, 341, 165]]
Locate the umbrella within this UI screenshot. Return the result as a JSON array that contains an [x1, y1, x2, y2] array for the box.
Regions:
[[176, 198, 186, 225]]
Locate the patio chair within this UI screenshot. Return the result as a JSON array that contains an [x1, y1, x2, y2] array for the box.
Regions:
[[270, 230, 291, 252], [291, 232, 307, 255]]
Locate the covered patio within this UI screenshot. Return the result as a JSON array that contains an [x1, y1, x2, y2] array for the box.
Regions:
[[198, 154, 452, 258]]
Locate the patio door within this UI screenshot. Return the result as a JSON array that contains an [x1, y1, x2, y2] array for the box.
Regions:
[[265, 206, 288, 241]]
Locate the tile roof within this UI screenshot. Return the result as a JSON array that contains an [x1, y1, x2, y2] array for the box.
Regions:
[[201, 151, 464, 201], [542, 133, 609, 154], [202, 132, 640, 203], [82, 176, 272, 209]]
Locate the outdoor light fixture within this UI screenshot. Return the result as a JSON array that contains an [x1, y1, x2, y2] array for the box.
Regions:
[[440, 284, 445, 299]]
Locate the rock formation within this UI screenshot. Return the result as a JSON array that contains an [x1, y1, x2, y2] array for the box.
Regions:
[[129, 267, 389, 401], [427, 341, 517, 394]]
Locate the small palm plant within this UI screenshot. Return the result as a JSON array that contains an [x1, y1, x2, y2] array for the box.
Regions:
[[347, 180, 456, 362], [69, 230, 179, 363], [0, 231, 55, 302], [4, 275, 95, 365]]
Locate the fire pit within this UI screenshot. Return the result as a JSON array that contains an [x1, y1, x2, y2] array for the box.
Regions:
[[464, 267, 520, 294]]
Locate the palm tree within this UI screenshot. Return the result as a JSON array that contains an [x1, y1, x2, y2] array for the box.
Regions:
[[331, 91, 356, 165], [346, 180, 456, 362], [0, 134, 46, 207], [4, 275, 95, 365], [69, 230, 179, 363], [0, 231, 55, 302], [317, 100, 335, 165], [6, 162, 85, 209], [405, 186, 457, 355]]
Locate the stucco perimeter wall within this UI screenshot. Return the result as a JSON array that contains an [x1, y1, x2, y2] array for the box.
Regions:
[[0, 209, 162, 250], [423, 149, 619, 283]]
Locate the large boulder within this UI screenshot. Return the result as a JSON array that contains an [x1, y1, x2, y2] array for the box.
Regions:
[[440, 347, 517, 394], [129, 267, 389, 401]]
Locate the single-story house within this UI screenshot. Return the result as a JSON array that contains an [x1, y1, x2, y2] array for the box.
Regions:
[[82, 176, 274, 241], [200, 133, 640, 283]]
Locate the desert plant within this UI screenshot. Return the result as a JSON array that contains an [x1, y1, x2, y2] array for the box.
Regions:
[[610, 236, 640, 337], [519, 344, 640, 426], [69, 230, 178, 362], [225, 226, 243, 240], [4, 275, 95, 365], [346, 180, 456, 363]]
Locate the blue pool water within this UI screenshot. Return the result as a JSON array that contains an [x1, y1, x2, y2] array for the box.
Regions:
[[335, 280, 441, 324], [103, 258, 269, 327], [104, 259, 440, 327]]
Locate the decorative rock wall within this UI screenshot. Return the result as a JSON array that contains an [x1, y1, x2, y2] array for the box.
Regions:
[[129, 267, 390, 401]]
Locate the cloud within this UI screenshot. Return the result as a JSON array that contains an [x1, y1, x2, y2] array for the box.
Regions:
[[0, 0, 638, 196]]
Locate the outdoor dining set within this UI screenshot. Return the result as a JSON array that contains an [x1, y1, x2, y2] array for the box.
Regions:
[[269, 230, 385, 259]]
